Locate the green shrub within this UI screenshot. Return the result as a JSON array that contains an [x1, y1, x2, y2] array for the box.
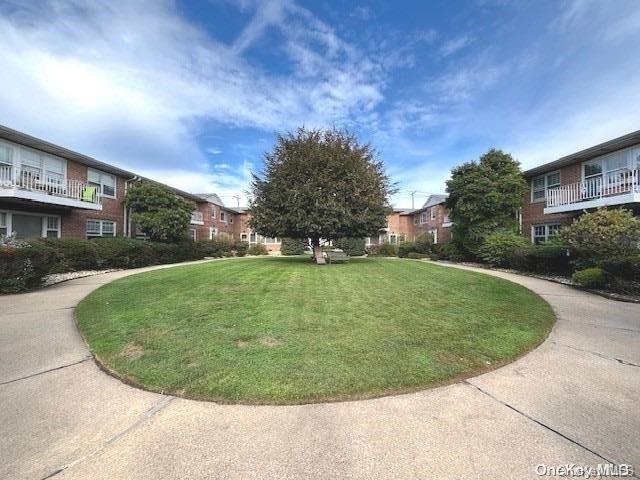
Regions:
[[407, 252, 430, 259], [148, 241, 203, 264], [414, 233, 433, 254], [334, 237, 366, 256], [507, 245, 572, 275], [599, 256, 640, 282], [92, 237, 155, 268], [0, 246, 57, 293], [572, 267, 608, 288], [234, 241, 249, 257], [33, 238, 98, 272], [196, 238, 235, 258], [248, 243, 269, 255], [397, 241, 415, 258], [477, 232, 529, 266], [281, 238, 306, 255], [560, 208, 640, 260], [430, 242, 467, 262], [367, 243, 398, 257]]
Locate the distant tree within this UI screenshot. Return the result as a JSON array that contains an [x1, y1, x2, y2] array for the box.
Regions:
[[249, 127, 394, 263], [445, 149, 526, 255], [124, 181, 195, 242]]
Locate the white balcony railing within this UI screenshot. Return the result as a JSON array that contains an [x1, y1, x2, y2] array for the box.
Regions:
[[546, 169, 640, 209], [0, 165, 101, 206], [190, 211, 204, 224]]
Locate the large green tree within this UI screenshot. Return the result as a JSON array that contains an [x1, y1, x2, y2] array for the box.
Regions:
[[445, 149, 526, 255], [124, 181, 195, 242], [249, 128, 394, 263]]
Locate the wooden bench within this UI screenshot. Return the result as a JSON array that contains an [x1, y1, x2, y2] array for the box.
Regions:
[[326, 250, 349, 264]]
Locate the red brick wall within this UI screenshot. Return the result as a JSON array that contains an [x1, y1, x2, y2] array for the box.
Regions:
[[60, 161, 127, 238], [521, 162, 582, 241], [406, 204, 452, 244]]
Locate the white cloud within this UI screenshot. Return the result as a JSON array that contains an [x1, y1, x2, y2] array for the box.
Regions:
[[0, 0, 386, 194], [439, 35, 474, 57]]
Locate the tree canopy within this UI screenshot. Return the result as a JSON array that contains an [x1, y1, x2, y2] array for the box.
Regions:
[[445, 148, 526, 254], [249, 128, 393, 261], [124, 181, 195, 242]]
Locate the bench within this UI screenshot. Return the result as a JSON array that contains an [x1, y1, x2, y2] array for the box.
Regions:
[[326, 250, 349, 264]]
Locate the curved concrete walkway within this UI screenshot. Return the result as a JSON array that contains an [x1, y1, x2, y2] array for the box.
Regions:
[[1, 260, 638, 480]]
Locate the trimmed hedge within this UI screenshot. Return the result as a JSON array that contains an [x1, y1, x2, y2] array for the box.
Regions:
[[0, 237, 248, 293], [507, 245, 572, 276], [333, 237, 366, 256], [407, 252, 430, 259], [248, 243, 269, 255], [572, 267, 608, 288], [367, 243, 398, 257], [281, 238, 307, 256]]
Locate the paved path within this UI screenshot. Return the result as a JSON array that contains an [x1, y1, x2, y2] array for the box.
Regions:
[[1, 260, 638, 480]]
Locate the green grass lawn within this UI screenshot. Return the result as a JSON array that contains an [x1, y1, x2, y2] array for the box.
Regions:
[[76, 257, 554, 404]]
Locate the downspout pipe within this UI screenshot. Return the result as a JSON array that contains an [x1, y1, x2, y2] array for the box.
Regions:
[[124, 176, 141, 237]]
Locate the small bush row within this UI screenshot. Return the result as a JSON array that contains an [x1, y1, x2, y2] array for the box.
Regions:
[[0, 237, 249, 294]]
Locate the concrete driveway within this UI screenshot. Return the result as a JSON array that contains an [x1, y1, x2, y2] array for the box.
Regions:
[[1, 260, 638, 479]]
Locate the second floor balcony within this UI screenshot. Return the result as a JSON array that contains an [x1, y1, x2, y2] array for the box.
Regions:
[[0, 165, 102, 210], [544, 169, 640, 214]]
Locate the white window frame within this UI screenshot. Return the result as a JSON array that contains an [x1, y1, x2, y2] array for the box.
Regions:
[[209, 227, 218, 239], [429, 228, 438, 244], [240, 233, 248, 242], [190, 228, 197, 241], [86, 219, 116, 238], [88, 168, 117, 199], [531, 170, 561, 203], [531, 223, 561, 244], [420, 212, 428, 224], [264, 236, 279, 244], [0, 140, 68, 185], [0, 210, 61, 238], [430, 206, 437, 220], [211, 205, 217, 219], [220, 211, 226, 223]]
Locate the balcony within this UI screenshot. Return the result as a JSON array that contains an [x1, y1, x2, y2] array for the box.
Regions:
[[190, 211, 204, 225], [545, 169, 640, 214], [0, 165, 102, 210]]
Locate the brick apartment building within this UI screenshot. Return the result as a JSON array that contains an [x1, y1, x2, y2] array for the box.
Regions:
[[522, 130, 640, 244]]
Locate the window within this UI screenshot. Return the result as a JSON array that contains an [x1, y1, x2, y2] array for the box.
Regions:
[[413, 216, 419, 226], [443, 212, 451, 224], [190, 228, 197, 241], [46, 216, 59, 238], [388, 234, 397, 244], [211, 205, 217, 218], [20, 149, 66, 186], [430, 207, 437, 220], [240, 233, 248, 241], [88, 169, 116, 198], [0, 142, 14, 167], [430, 228, 438, 244], [86, 219, 116, 238], [531, 171, 560, 202], [0, 212, 7, 236], [249, 232, 257, 243], [209, 227, 217, 239], [220, 211, 226, 222], [583, 146, 640, 183], [420, 212, 428, 224], [264, 237, 279, 244], [532, 224, 561, 244], [0, 211, 60, 238], [229, 213, 234, 224]]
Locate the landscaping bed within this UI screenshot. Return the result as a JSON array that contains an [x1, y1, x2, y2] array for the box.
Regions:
[[76, 257, 554, 405]]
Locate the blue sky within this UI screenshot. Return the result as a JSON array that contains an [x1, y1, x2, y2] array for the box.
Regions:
[[1, 0, 639, 207]]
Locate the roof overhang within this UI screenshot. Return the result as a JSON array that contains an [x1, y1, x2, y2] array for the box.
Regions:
[[523, 130, 640, 178]]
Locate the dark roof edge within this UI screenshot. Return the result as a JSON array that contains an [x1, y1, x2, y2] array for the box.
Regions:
[[0, 124, 204, 202], [523, 129, 640, 177]]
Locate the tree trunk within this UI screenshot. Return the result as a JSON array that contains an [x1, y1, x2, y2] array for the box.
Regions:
[[311, 236, 325, 264]]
